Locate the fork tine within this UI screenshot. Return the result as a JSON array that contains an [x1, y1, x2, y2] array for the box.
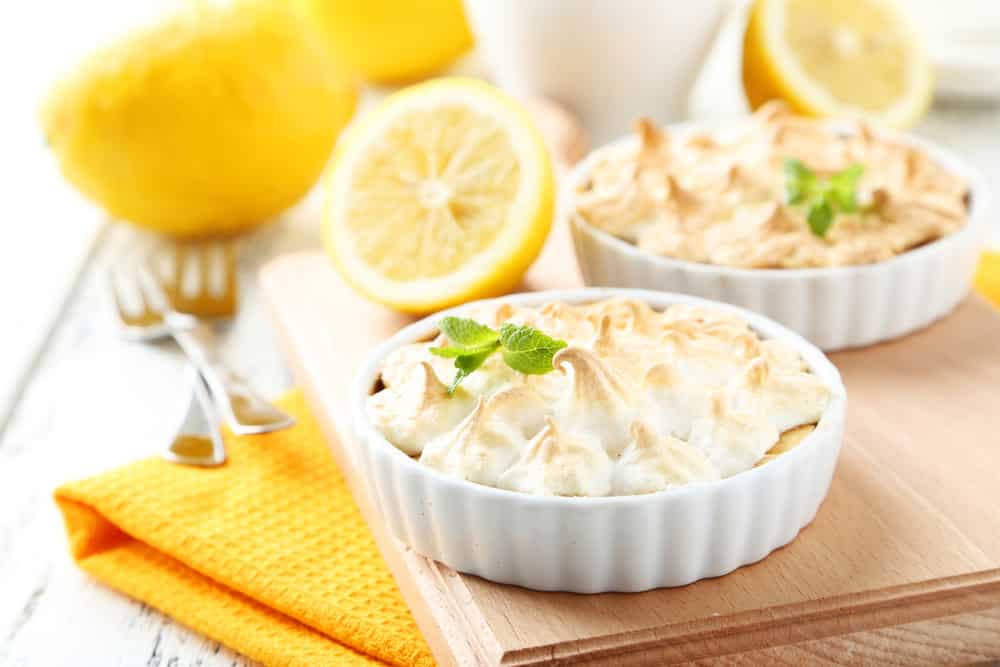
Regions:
[[137, 265, 169, 315], [220, 243, 238, 309], [192, 242, 238, 309], [197, 244, 214, 295], [156, 245, 174, 290], [175, 244, 191, 295], [107, 268, 130, 321], [158, 244, 181, 308], [107, 265, 168, 334], [143, 242, 239, 319], [160, 243, 195, 313]]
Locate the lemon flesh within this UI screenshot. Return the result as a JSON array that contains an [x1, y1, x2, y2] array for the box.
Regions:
[[296, 0, 473, 84], [324, 79, 554, 314], [743, 0, 933, 128], [41, 1, 358, 238]]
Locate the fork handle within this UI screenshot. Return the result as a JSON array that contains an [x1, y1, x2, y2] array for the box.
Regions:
[[170, 319, 296, 435]]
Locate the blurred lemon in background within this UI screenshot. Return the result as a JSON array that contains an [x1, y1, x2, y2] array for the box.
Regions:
[[323, 78, 554, 314], [297, 0, 473, 83], [41, 0, 358, 238], [742, 0, 933, 128]]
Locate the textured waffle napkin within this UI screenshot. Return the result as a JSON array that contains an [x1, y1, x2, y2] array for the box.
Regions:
[[54, 391, 434, 667], [53, 251, 1000, 667]]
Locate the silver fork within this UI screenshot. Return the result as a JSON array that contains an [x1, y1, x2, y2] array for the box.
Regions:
[[109, 243, 295, 436], [109, 269, 226, 466]]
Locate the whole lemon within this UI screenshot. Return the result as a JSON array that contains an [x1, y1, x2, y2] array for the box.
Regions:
[[41, 1, 358, 238], [297, 0, 473, 84]]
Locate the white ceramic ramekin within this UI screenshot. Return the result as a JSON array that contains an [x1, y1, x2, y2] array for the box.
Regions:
[[567, 131, 991, 351], [352, 288, 847, 593]]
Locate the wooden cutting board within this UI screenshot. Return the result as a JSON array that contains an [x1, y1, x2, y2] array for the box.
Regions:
[[259, 224, 1000, 666]]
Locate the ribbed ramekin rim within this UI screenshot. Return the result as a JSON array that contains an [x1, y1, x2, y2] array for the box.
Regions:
[[352, 287, 847, 508], [562, 123, 991, 281]]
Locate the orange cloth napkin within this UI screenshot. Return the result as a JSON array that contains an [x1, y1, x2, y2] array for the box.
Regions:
[[55, 391, 435, 667], [55, 251, 1000, 667]]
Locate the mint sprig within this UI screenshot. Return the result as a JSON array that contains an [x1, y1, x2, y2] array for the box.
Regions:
[[499, 323, 569, 374], [449, 348, 497, 393], [439, 317, 500, 348], [430, 316, 567, 393], [784, 159, 865, 238]]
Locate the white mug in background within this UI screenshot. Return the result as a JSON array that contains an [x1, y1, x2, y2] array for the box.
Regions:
[[463, 0, 729, 144]]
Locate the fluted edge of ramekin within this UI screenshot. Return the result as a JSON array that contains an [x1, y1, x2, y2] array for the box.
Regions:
[[566, 130, 991, 351], [352, 288, 846, 593]]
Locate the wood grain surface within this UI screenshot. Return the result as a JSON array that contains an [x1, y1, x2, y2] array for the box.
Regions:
[[260, 229, 1000, 666]]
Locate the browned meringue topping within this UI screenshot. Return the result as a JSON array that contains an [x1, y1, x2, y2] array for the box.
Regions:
[[575, 103, 969, 269], [369, 298, 833, 496]]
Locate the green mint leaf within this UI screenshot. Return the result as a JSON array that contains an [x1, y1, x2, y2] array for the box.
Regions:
[[784, 158, 816, 205], [786, 158, 866, 238], [498, 323, 568, 375], [807, 199, 834, 238], [433, 317, 568, 393], [828, 164, 864, 212], [448, 349, 495, 394], [430, 340, 500, 358], [438, 317, 499, 348]]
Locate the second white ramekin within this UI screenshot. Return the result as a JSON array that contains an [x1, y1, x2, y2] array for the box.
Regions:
[[352, 288, 846, 593], [567, 131, 990, 351]]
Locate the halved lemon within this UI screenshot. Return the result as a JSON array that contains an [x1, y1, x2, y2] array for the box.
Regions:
[[324, 78, 554, 314], [743, 0, 934, 129]]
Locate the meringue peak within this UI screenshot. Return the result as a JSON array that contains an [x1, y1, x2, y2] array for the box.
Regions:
[[635, 116, 669, 155], [752, 99, 793, 125], [555, 346, 632, 409], [723, 355, 830, 433], [442, 396, 487, 440], [530, 416, 562, 463], [417, 361, 450, 402], [616, 419, 720, 494], [554, 345, 637, 457], [723, 163, 760, 192], [367, 361, 472, 456], [419, 396, 527, 487], [643, 362, 679, 389], [689, 395, 780, 477], [627, 419, 659, 452], [707, 392, 726, 420], [592, 315, 615, 354], [665, 174, 705, 217], [483, 385, 547, 436], [497, 416, 613, 497], [744, 357, 770, 388], [586, 297, 658, 334]]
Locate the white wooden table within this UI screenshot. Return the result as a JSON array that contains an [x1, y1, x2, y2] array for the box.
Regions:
[[2, 3, 999, 664]]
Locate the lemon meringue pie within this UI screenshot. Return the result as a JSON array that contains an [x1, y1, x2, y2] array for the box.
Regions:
[[367, 298, 832, 497], [574, 103, 969, 269]]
